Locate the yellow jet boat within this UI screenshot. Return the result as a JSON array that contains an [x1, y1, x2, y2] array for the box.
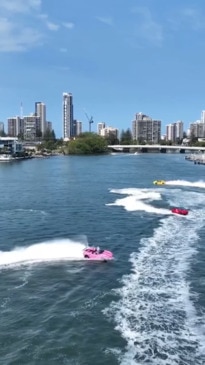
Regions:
[[153, 180, 166, 185]]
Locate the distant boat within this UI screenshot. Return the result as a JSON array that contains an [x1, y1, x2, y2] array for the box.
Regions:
[[0, 154, 14, 162]]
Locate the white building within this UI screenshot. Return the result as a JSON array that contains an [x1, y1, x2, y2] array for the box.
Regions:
[[97, 122, 106, 135], [201, 110, 205, 123], [100, 126, 119, 139], [166, 121, 183, 142], [0, 137, 24, 154], [63, 92, 73, 140], [35, 102, 46, 136], [175, 121, 184, 140], [166, 124, 175, 141], [189, 120, 205, 138]]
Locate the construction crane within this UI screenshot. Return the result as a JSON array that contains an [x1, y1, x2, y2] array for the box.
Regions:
[[85, 112, 94, 132]]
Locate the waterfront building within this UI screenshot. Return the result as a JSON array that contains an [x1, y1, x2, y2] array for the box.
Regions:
[[175, 121, 184, 140], [189, 121, 205, 138], [166, 121, 183, 142], [8, 117, 24, 137], [0, 137, 24, 154], [23, 115, 40, 140], [166, 124, 175, 142], [35, 102, 46, 136], [132, 113, 161, 144], [100, 126, 119, 139], [63, 92, 74, 140], [97, 122, 106, 135]]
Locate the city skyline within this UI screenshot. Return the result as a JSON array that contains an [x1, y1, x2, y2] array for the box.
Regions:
[[0, 92, 205, 141], [0, 1, 205, 137]]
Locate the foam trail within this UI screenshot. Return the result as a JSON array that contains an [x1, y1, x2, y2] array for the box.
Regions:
[[0, 239, 87, 268], [105, 193, 205, 364], [107, 188, 170, 215], [110, 188, 162, 201], [166, 180, 205, 189], [107, 197, 170, 214]]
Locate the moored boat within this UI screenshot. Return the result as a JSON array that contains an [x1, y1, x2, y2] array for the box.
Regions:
[[0, 154, 14, 162]]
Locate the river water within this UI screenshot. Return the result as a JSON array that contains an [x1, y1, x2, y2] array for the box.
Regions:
[[0, 153, 205, 365]]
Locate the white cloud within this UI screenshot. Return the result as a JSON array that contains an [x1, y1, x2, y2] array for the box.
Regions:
[[131, 6, 163, 46], [96, 16, 113, 26], [0, 17, 42, 52], [63, 22, 74, 29], [0, 0, 75, 52], [46, 21, 59, 31], [0, 0, 41, 13]]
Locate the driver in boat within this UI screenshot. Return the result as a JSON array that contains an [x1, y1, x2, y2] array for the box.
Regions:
[[96, 246, 100, 253]]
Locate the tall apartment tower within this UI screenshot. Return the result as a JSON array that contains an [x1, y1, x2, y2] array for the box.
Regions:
[[35, 102, 46, 136], [201, 110, 205, 123], [132, 113, 161, 144], [97, 122, 106, 135], [166, 121, 183, 142], [73, 120, 82, 136], [7, 117, 24, 137], [63, 93, 73, 140]]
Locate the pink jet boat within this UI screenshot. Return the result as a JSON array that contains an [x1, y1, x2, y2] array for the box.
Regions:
[[83, 247, 113, 262]]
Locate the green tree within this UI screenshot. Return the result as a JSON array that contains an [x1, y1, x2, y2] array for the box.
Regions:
[[43, 129, 56, 142], [66, 132, 108, 155], [120, 129, 133, 145]]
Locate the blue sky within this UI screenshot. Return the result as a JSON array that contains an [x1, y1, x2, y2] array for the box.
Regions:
[[0, 0, 205, 137]]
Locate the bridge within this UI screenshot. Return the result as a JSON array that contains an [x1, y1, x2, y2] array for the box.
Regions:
[[107, 144, 205, 153]]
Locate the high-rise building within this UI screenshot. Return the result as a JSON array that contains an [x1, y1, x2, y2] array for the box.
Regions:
[[63, 93, 73, 140], [132, 113, 161, 144], [175, 121, 184, 140], [166, 121, 184, 142], [23, 115, 40, 140], [166, 124, 175, 141], [35, 102, 46, 136], [189, 121, 205, 138], [97, 122, 106, 135], [201, 110, 205, 123], [7, 117, 24, 137], [0, 122, 4, 133], [73, 120, 82, 136]]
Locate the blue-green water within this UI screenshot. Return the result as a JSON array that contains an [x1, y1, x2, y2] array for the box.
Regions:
[[0, 153, 205, 365]]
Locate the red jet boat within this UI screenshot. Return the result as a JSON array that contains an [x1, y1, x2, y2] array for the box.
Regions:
[[171, 208, 188, 215]]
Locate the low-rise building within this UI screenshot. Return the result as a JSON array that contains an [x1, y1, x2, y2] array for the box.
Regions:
[[0, 137, 24, 154]]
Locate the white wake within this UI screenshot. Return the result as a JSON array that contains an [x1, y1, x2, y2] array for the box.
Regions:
[[105, 187, 205, 364], [0, 238, 87, 268], [107, 188, 170, 215], [166, 180, 205, 189]]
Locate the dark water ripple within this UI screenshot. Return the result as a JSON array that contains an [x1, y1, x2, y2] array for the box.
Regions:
[[0, 154, 205, 364]]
